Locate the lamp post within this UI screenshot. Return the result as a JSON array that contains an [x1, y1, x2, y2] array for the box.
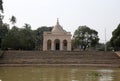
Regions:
[[105, 28, 107, 52]]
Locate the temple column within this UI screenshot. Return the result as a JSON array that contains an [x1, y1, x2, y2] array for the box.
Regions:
[[51, 40, 54, 51], [60, 40, 63, 51], [67, 41, 71, 51], [43, 40, 47, 51]]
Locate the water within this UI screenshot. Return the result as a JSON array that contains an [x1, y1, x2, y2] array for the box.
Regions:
[[0, 67, 120, 81]]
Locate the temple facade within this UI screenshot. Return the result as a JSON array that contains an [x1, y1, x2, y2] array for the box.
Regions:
[[43, 19, 71, 51]]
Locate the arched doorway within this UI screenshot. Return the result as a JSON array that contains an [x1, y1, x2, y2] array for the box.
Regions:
[[63, 40, 67, 50], [54, 39, 60, 50], [47, 39, 51, 50]]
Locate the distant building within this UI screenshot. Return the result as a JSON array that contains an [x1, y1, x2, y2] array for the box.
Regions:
[[43, 19, 71, 51]]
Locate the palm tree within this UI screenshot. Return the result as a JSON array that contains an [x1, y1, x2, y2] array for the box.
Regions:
[[0, 0, 3, 25], [10, 15, 17, 26], [0, 0, 3, 13], [24, 23, 31, 29]]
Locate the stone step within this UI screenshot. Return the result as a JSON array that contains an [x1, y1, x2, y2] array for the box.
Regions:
[[0, 51, 119, 65], [2, 53, 118, 59], [0, 59, 120, 64]]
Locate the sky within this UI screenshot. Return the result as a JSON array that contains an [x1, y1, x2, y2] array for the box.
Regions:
[[3, 0, 120, 43]]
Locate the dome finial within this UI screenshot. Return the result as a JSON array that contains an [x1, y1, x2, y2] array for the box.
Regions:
[[57, 18, 59, 25]]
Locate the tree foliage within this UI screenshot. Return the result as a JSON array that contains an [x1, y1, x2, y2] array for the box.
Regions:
[[2, 25, 35, 50], [2, 26, 20, 50], [0, 23, 9, 49], [0, 0, 4, 25], [1, 25, 52, 50], [19, 24, 35, 50], [10, 15, 16, 25], [110, 24, 120, 51], [0, 0, 3, 13], [35, 26, 53, 50], [73, 26, 99, 50]]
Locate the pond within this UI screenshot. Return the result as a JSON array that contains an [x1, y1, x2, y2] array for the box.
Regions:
[[0, 67, 120, 81]]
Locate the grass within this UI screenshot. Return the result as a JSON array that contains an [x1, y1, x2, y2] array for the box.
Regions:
[[88, 72, 102, 78]]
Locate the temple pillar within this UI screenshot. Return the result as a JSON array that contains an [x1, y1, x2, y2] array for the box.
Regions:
[[67, 41, 71, 51], [60, 40, 63, 51], [51, 41, 54, 51], [43, 40, 47, 51]]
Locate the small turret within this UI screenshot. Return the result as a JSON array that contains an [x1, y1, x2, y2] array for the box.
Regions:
[[52, 18, 66, 33]]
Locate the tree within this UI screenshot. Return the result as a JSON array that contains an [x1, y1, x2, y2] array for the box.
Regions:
[[1, 26, 20, 50], [19, 24, 35, 50], [10, 15, 16, 25], [73, 26, 99, 50], [0, 23, 9, 49], [23, 23, 31, 29], [2, 25, 35, 50], [1, 24, 53, 50], [0, 14, 3, 24], [0, 0, 3, 13], [35, 26, 53, 50], [0, 0, 3, 25], [110, 24, 120, 51]]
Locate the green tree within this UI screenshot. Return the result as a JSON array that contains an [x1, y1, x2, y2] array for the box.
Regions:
[[2, 26, 20, 50], [0, 14, 3, 25], [0, 0, 4, 25], [73, 26, 99, 50], [0, 23, 9, 49], [2, 25, 35, 50], [1, 24, 53, 50], [23, 23, 31, 29], [110, 24, 120, 51], [35, 26, 53, 50], [0, 0, 3, 13], [19, 24, 35, 50], [106, 41, 113, 51], [10, 15, 16, 25]]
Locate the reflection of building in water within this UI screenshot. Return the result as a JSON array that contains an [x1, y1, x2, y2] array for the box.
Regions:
[[43, 19, 71, 51]]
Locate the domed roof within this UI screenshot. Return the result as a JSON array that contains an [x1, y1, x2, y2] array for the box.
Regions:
[[52, 19, 66, 33]]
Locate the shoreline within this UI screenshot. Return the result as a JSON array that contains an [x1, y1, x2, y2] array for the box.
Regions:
[[0, 64, 120, 68]]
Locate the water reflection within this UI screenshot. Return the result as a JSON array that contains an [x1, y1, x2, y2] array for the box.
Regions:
[[0, 67, 119, 81], [72, 80, 78, 81], [98, 69, 114, 81]]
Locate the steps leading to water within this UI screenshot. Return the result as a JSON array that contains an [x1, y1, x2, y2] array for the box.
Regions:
[[0, 51, 120, 66]]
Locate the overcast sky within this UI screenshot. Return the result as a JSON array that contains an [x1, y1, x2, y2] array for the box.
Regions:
[[3, 0, 120, 43]]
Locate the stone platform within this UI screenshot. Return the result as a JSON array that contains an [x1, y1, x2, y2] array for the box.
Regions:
[[0, 51, 120, 67]]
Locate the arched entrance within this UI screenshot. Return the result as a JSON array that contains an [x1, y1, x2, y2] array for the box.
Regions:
[[54, 39, 60, 50], [63, 40, 67, 50], [47, 39, 51, 50]]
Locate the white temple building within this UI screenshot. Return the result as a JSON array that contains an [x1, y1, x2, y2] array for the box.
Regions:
[[43, 19, 71, 51]]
